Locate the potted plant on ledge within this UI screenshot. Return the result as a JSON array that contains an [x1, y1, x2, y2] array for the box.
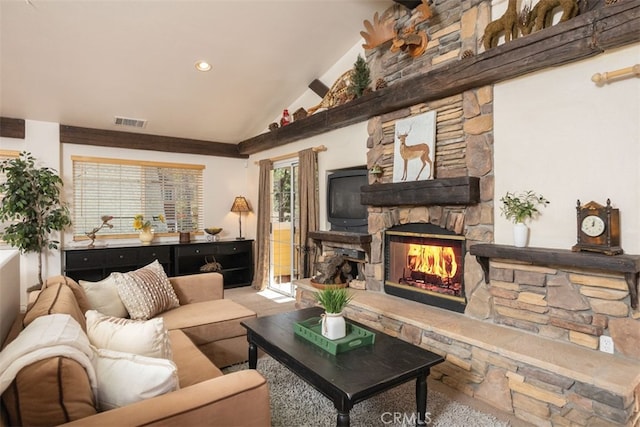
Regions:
[[500, 190, 549, 248], [315, 287, 353, 340]]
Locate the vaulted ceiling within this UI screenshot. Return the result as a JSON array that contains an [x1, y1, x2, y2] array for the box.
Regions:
[[0, 0, 392, 144]]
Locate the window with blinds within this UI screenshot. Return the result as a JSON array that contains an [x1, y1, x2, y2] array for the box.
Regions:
[[72, 156, 204, 238]]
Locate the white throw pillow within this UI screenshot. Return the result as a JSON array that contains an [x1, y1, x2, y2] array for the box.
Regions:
[[113, 260, 180, 320], [85, 310, 172, 359], [80, 275, 129, 318], [93, 347, 179, 411]]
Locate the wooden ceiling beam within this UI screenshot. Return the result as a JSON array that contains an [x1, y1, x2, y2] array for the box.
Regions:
[[0, 117, 26, 139], [60, 125, 247, 159]]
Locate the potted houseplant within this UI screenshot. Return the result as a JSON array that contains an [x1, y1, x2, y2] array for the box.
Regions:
[[0, 152, 72, 286], [315, 287, 353, 340], [500, 190, 549, 247]]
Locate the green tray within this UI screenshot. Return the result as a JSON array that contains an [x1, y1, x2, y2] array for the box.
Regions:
[[294, 317, 375, 355]]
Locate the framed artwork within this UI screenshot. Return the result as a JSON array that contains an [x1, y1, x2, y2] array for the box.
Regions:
[[392, 111, 436, 183]]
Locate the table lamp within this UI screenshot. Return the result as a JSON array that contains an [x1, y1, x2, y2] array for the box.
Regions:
[[230, 196, 251, 240]]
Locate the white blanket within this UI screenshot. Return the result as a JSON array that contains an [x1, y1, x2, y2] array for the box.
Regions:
[[0, 314, 97, 399]]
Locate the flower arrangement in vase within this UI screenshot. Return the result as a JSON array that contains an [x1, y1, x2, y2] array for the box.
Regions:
[[315, 287, 353, 340], [500, 191, 549, 247], [133, 214, 165, 244]]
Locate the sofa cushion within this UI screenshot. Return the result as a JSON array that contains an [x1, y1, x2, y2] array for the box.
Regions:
[[159, 299, 256, 344], [168, 330, 222, 388], [43, 275, 92, 314], [113, 260, 180, 320], [80, 275, 129, 318], [93, 348, 179, 411], [85, 310, 172, 359], [23, 283, 86, 331], [2, 357, 97, 426]]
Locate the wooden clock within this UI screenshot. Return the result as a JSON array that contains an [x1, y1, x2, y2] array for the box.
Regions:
[[571, 199, 622, 255]]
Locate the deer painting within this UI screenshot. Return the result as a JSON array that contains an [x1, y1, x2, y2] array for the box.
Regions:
[[396, 125, 434, 181]]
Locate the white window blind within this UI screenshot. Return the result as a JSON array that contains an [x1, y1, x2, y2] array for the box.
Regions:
[[72, 156, 204, 238]]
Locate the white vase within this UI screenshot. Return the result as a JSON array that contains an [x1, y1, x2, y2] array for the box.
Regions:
[[513, 223, 529, 248], [139, 229, 154, 245], [321, 311, 346, 340]]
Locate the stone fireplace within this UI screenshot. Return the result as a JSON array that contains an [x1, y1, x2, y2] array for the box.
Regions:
[[384, 223, 466, 313]]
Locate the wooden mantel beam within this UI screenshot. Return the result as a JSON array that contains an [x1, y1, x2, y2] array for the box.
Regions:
[[238, 2, 639, 155]]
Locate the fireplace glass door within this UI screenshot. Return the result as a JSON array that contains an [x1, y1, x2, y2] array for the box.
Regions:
[[385, 224, 466, 313]]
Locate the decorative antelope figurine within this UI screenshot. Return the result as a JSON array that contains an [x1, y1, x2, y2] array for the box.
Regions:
[[397, 126, 433, 181]]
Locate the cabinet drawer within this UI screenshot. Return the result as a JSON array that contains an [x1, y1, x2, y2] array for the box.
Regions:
[[66, 251, 106, 269], [105, 248, 140, 266], [215, 241, 251, 255], [174, 245, 216, 257], [138, 246, 171, 264]]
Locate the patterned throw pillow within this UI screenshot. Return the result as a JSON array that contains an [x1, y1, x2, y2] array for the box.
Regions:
[[113, 260, 179, 320]]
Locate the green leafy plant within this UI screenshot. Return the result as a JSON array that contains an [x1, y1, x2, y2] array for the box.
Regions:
[[314, 287, 353, 314], [500, 190, 549, 224], [349, 54, 371, 98], [0, 152, 72, 285]]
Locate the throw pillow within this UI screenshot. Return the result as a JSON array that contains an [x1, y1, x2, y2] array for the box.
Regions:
[[93, 348, 179, 411], [85, 310, 172, 359], [80, 275, 129, 318], [113, 260, 179, 320]]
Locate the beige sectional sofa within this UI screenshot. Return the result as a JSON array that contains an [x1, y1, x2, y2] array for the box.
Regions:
[[0, 269, 271, 426]]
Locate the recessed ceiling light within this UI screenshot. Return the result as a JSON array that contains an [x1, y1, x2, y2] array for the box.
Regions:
[[195, 60, 212, 72]]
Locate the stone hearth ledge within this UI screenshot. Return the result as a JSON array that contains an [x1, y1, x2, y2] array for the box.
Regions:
[[296, 280, 640, 398]]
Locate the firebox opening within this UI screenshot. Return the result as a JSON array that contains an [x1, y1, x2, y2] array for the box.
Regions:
[[384, 224, 466, 313]]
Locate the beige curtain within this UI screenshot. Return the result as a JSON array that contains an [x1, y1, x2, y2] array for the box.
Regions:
[[298, 148, 319, 278], [254, 159, 272, 290]]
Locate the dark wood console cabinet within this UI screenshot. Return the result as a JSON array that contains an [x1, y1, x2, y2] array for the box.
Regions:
[[172, 240, 254, 288], [63, 240, 254, 288]]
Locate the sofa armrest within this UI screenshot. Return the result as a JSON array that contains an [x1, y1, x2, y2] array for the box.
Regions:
[[60, 370, 270, 427], [169, 272, 224, 304]]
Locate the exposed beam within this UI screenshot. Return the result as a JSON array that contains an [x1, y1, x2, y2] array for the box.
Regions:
[[60, 125, 247, 159], [0, 117, 26, 139], [237, 2, 639, 155], [308, 79, 330, 98]]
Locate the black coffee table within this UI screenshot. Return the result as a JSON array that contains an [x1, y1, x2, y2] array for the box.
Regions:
[[241, 307, 444, 426]]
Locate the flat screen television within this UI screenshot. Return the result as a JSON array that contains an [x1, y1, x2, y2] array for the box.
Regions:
[[327, 166, 368, 233]]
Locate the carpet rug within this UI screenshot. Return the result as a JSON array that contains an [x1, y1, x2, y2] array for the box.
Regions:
[[224, 356, 510, 427]]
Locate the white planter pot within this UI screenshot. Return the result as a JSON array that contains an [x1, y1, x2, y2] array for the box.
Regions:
[[513, 223, 529, 248], [321, 311, 346, 340]]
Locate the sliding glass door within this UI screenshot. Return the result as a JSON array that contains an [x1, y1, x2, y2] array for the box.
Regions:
[[268, 160, 299, 296]]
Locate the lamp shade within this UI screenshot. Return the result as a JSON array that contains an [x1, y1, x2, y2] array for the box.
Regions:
[[230, 196, 251, 213]]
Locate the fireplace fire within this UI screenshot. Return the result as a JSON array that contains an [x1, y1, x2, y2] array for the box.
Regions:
[[384, 224, 466, 313]]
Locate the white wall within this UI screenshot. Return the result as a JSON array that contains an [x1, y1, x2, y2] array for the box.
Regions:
[[1, 119, 247, 307], [494, 44, 640, 252], [247, 39, 370, 235]]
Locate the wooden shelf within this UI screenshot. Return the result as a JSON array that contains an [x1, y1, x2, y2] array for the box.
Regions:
[[238, 2, 639, 155], [469, 243, 640, 308]]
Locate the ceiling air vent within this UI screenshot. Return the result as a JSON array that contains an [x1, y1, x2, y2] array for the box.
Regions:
[[113, 116, 147, 128]]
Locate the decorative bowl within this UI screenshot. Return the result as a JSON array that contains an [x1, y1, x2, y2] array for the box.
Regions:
[[205, 227, 223, 235]]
